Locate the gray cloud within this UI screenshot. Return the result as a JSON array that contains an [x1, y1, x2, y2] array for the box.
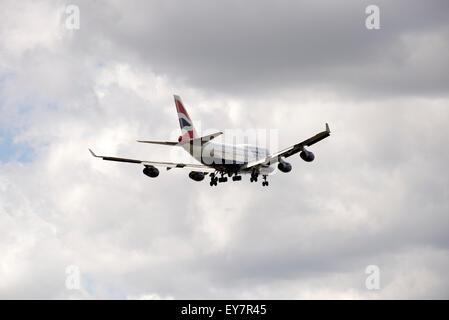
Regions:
[[73, 0, 449, 97]]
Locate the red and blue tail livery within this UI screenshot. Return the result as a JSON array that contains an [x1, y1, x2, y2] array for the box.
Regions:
[[174, 95, 197, 143]]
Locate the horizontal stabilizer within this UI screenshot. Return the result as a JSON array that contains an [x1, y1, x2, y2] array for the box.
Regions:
[[136, 140, 179, 146], [191, 131, 223, 145]]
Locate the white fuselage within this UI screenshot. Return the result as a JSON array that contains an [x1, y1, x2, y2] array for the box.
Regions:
[[182, 141, 275, 174]]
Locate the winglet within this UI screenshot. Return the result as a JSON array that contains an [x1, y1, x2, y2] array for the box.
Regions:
[[89, 148, 100, 158], [325, 123, 330, 133]]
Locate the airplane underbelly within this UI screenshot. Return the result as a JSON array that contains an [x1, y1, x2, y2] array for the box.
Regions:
[[200, 156, 245, 167], [197, 143, 270, 172]]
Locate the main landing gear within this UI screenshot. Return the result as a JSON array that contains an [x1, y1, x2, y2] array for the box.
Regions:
[[209, 173, 218, 186], [250, 172, 258, 183], [218, 173, 228, 183], [251, 172, 269, 186], [209, 171, 267, 186], [210, 172, 235, 186]]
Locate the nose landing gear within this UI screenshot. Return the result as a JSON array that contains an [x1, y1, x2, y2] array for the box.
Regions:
[[262, 175, 269, 187]]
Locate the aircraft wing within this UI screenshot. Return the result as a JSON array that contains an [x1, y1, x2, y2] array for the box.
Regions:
[[89, 149, 215, 172], [244, 123, 331, 169]]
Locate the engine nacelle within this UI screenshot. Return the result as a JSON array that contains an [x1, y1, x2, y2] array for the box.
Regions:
[[189, 171, 205, 182], [300, 150, 315, 162], [143, 166, 159, 178], [277, 161, 292, 173]]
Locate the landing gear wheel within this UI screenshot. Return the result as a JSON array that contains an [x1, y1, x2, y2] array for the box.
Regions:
[[217, 172, 228, 183], [262, 175, 269, 187], [210, 173, 219, 186], [250, 171, 259, 183]]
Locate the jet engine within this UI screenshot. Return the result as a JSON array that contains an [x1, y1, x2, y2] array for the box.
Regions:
[[189, 171, 205, 182], [143, 166, 159, 178], [300, 149, 315, 162], [277, 161, 292, 173]]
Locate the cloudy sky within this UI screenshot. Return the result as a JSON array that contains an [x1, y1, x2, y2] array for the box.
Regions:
[[0, 0, 448, 299]]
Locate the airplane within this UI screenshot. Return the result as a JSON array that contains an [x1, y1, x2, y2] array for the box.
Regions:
[[89, 95, 331, 187]]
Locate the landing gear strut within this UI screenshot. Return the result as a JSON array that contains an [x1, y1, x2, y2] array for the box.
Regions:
[[262, 175, 269, 187]]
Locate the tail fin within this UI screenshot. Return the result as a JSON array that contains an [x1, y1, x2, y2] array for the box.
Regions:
[[174, 95, 197, 143]]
